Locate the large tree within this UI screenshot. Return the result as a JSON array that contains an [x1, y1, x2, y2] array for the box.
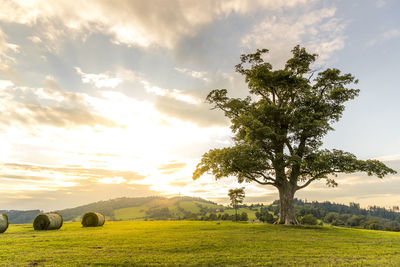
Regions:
[[193, 46, 396, 225]]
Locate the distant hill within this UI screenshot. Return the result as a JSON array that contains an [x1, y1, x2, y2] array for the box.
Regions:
[[1, 196, 253, 224], [56, 196, 249, 222], [57, 196, 164, 221], [0, 209, 41, 224]]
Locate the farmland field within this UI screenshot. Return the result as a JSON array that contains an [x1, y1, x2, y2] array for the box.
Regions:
[[1, 221, 400, 266]]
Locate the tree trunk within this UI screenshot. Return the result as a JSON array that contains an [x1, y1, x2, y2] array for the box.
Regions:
[[235, 206, 238, 221], [276, 185, 299, 225]]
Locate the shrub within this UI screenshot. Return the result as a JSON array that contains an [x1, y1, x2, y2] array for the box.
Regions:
[[300, 214, 318, 225], [240, 212, 248, 221], [256, 208, 275, 223], [324, 212, 338, 223]]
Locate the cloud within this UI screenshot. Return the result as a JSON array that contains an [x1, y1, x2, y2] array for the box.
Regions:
[[71, 65, 240, 127], [138, 70, 246, 127], [0, 79, 13, 88], [0, 27, 19, 76], [376, 0, 386, 8], [367, 28, 400, 47], [142, 80, 200, 105], [27, 36, 42, 44], [73, 67, 228, 128], [0, 174, 49, 181], [0, 77, 119, 128], [373, 154, 400, 162], [75, 67, 123, 88], [175, 67, 209, 82], [2, 163, 146, 185], [158, 162, 187, 170], [158, 161, 187, 174], [241, 7, 346, 66], [97, 177, 127, 184], [382, 29, 400, 41], [0, 179, 156, 211], [168, 180, 191, 187], [154, 94, 228, 127], [0, 0, 311, 49]]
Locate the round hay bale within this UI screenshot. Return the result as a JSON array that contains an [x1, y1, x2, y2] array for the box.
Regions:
[[0, 213, 9, 233], [33, 212, 63, 230], [82, 212, 105, 227]]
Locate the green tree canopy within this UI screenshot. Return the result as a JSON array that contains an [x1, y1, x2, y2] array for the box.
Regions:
[[193, 45, 396, 225], [228, 187, 245, 221]]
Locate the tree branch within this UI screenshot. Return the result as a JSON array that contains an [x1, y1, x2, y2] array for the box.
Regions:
[[296, 170, 332, 190], [254, 88, 270, 102], [285, 140, 294, 155], [245, 173, 275, 186], [254, 171, 276, 182], [296, 135, 307, 158], [296, 177, 319, 190]]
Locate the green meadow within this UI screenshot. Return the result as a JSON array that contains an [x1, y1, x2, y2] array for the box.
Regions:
[[1, 221, 400, 266]]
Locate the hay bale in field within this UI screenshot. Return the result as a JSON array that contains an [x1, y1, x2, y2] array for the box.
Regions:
[[0, 213, 9, 233], [82, 212, 105, 227], [33, 212, 63, 230]]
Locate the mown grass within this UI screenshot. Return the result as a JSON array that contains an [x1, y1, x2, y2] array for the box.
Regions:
[[1, 221, 400, 266], [113, 206, 147, 220], [177, 200, 202, 213]]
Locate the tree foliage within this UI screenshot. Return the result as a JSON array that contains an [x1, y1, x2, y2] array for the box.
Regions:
[[228, 187, 245, 221], [228, 188, 245, 207], [193, 45, 396, 224]]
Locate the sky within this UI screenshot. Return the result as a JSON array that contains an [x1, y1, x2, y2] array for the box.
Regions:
[[0, 0, 400, 211]]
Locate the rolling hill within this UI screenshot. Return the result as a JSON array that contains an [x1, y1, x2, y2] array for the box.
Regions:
[[0, 196, 257, 224], [56, 196, 258, 222]]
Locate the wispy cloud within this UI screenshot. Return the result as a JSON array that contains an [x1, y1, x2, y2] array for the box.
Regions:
[[0, 27, 19, 76], [158, 161, 187, 174], [367, 28, 400, 47], [0, 76, 119, 128], [382, 29, 400, 41], [75, 67, 123, 88], [241, 7, 346, 65], [154, 94, 228, 127], [174, 67, 210, 82], [376, 0, 387, 8], [3, 163, 146, 183], [27, 36, 42, 44]]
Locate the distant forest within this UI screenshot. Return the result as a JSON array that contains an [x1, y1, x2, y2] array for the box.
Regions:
[[254, 199, 400, 231], [0, 209, 41, 224]]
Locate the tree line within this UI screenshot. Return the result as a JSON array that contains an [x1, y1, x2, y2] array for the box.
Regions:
[[254, 199, 400, 231]]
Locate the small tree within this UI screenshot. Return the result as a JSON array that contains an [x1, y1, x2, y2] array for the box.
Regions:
[[193, 46, 396, 225], [240, 212, 248, 221], [228, 187, 245, 221]]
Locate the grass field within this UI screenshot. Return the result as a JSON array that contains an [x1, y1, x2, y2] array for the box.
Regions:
[[1, 221, 400, 266], [113, 207, 147, 220]]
